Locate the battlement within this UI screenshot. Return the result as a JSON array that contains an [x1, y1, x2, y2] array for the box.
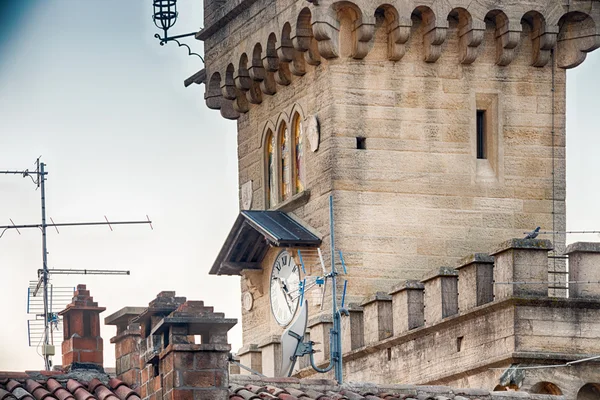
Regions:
[[197, 0, 599, 120], [241, 241, 600, 396]]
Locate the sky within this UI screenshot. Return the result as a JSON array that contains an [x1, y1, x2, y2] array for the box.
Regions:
[[0, 1, 598, 371]]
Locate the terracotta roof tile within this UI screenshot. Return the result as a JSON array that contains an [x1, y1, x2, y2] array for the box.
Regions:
[[112, 386, 135, 400], [265, 386, 287, 397], [0, 374, 137, 400], [45, 380, 73, 400], [278, 394, 299, 400], [0, 388, 16, 400], [5, 382, 22, 392], [8, 387, 33, 400], [285, 388, 307, 398], [25, 380, 56, 400], [256, 393, 278, 399]]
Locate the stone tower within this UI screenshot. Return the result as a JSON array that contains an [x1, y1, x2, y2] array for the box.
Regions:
[[191, 0, 600, 375]]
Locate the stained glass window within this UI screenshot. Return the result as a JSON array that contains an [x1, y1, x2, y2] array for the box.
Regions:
[[267, 130, 277, 208], [294, 114, 305, 193], [280, 122, 291, 201]]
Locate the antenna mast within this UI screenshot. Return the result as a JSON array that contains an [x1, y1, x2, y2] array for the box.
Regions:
[[39, 160, 51, 371], [0, 158, 152, 370], [281, 195, 349, 383]]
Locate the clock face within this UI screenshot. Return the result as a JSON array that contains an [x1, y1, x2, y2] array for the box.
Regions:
[[270, 250, 301, 326]]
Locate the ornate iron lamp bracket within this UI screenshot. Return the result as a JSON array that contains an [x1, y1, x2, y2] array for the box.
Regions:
[[152, 0, 204, 62]]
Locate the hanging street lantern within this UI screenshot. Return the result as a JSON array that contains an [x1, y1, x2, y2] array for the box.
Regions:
[[151, 0, 204, 61]]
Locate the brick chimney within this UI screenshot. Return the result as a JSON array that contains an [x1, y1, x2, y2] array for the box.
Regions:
[[135, 291, 237, 400], [59, 284, 105, 371], [105, 306, 145, 388]]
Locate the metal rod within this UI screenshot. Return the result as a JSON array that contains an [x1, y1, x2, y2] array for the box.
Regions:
[[494, 281, 600, 285], [40, 268, 130, 275], [0, 220, 152, 230], [0, 170, 43, 174], [527, 230, 600, 235], [228, 359, 266, 377], [39, 161, 50, 371], [161, 32, 197, 41]]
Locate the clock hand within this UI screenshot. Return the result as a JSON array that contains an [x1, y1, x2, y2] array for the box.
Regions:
[[276, 278, 293, 313]]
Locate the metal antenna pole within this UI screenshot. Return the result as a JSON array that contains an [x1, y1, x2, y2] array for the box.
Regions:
[[39, 161, 51, 371], [329, 195, 343, 383], [0, 158, 152, 370]]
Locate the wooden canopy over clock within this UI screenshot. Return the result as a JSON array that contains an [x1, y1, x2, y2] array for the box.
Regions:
[[209, 211, 321, 276]]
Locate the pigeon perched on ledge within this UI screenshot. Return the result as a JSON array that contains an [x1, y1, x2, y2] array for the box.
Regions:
[[525, 226, 541, 239]]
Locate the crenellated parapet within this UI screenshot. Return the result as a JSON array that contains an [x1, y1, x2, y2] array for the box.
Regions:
[[196, 0, 600, 120], [284, 239, 600, 394]]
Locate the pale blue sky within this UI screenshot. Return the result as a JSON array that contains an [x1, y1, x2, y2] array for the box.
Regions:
[[0, 1, 598, 371]]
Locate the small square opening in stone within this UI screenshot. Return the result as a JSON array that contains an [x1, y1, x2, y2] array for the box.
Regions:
[[356, 137, 366, 150], [457, 336, 464, 352]]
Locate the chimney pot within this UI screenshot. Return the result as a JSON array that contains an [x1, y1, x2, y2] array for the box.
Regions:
[[59, 284, 105, 372]]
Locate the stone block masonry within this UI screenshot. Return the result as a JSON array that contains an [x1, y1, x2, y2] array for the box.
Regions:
[[191, 0, 600, 349], [291, 240, 600, 398]]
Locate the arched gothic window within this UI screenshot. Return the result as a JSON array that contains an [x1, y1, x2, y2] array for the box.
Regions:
[[293, 113, 305, 193], [266, 129, 277, 209], [264, 109, 307, 209], [280, 122, 291, 201]]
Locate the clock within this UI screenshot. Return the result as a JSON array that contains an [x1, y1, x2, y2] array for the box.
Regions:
[[270, 249, 301, 326]]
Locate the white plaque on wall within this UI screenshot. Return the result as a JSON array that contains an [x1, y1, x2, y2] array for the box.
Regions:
[[306, 115, 320, 152], [241, 180, 253, 210]]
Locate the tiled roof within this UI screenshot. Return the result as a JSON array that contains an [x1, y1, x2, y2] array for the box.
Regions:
[[0, 373, 139, 400], [228, 375, 561, 400]]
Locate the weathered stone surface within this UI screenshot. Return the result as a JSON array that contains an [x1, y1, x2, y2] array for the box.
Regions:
[[198, 0, 600, 394], [565, 242, 600, 299]]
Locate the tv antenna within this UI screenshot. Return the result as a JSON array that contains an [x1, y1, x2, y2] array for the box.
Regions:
[[0, 157, 152, 370], [280, 195, 349, 383]]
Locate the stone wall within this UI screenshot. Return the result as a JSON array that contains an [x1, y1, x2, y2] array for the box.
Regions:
[[196, 0, 600, 388]]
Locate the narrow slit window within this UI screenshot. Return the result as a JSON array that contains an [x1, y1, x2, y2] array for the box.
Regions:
[[476, 110, 486, 159]]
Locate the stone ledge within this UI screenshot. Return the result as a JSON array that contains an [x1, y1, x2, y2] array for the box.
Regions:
[[159, 343, 231, 359], [104, 306, 146, 326], [257, 335, 281, 348], [421, 267, 458, 283], [490, 238, 553, 256], [456, 253, 494, 270], [271, 190, 311, 212], [346, 303, 364, 312], [565, 241, 600, 254], [361, 292, 392, 307], [389, 280, 424, 295], [236, 343, 261, 356], [307, 313, 333, 329], [109, 327, 141, 344]]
